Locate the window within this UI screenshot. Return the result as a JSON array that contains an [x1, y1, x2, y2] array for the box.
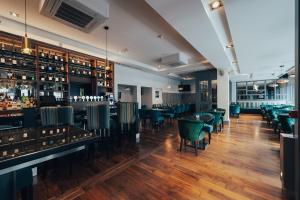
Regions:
[[236, 79, 292, 101]]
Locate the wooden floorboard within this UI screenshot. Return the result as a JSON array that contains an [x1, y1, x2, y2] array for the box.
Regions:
[[34, 114, 284, 200]]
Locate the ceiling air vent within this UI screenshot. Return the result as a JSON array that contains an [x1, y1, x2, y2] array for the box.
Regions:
[[39, 0, 109, 33], [161, 53, 188, 67]]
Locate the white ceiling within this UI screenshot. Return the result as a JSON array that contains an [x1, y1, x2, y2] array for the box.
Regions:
[[224, 0, 295, 80], [0, 0, 211, 77], [145, 0, 234, 71], [0, 0, 295, 81]]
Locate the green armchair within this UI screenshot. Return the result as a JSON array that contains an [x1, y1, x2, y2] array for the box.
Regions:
[[208, 111, 223, 132], [278, 114, 295, 134], [193, 112, 214, 144], [178, 119, 205, 156], [151, 110, 164, 130], [230, 104, 240, 118], [216, 108, 226, 128], [162, 107, 175, 124]]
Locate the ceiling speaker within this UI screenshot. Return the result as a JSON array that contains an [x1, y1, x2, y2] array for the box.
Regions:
[[219, 70, 224, 76]]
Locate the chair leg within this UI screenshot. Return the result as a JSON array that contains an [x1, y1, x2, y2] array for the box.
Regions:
[[184, 140, 187, 151], [194, 141, 198, 156], [208, 133, 211, 144], [179, 138, 183, 152]]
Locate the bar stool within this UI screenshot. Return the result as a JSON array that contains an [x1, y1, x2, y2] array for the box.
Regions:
[[87, 104, 111, 158], [40, 107, 58, 126], [117, 102, 139, 143], [57, 106, 74, 125]]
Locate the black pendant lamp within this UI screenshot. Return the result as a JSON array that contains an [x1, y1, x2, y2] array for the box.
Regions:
[[104, 25, 110, 70]]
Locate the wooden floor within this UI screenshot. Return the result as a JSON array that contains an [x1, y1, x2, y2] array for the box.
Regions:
[[34, 114, 284, 200]]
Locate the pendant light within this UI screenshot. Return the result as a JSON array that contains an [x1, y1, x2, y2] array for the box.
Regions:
[[21, 0, 32, 54], [277, 65, 289, 84], [268, 73, 278, 87], [104, 25, 110, 70]]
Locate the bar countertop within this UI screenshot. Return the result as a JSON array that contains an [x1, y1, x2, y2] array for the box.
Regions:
[[0, 126, 98, 175]]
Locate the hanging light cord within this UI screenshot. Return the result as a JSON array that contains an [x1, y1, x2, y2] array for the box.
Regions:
[[105, 26, 108, 66], [25, 0, 27, 36]]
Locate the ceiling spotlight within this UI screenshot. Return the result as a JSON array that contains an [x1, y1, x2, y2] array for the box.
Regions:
[[268, 83, 278, 88], [226, 44, 234, 48], [9, 11, 20, 18], [120, 48, 128, 54], [210, 0, 223, 10], [289, 74, 295, 79], [277, 65, 289, 84], [157, 34, 164, 39]]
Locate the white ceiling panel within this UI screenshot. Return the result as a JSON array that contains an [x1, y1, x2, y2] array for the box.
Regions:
[[146, 0, 233, 70], [224, 0, 295, 77]]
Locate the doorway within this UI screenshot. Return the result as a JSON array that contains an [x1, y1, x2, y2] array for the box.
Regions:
[[117, 84, 137, 102], [141, 87, 152, 109]]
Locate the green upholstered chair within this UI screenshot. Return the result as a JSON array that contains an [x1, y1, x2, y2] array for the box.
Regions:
[[208, 111, 222, 132], [178, 119, 205, 156], [141, 105, 147, 110], [278, 114, 295, 134], [174, 105, 181, 118], [230, 104, 240, 118], [162, 107, 175, 124], [216, 108, 226, 128], [194, 112, 214, 144], [139, 109, 147, 127], [151, 110, 164, 130]]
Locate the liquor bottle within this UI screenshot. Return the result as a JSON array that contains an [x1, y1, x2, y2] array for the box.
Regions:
[[60, 64, 65, 71], [77, 68, 81, 75], [0, 44, 5, 65], [70, 67, 75, 74], [15, 73, 21, 80], [55, 75, 59, 82], [29, 74, 35, 81], [40, 74, 45, 81], [48, 74, 54, 81], [54, 53, 58, 61], [40, 49, 45, 58], [48, 51, 53, 60], [40, 64, 46, 70], [61, 76, 65, 82], [12, 46, 18, 66], [7, 71, 14, 79], [47, 65, 53, 72]]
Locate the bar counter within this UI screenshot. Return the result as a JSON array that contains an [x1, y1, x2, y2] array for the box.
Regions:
[[0, 125, 97, 174], [0, 125, 98, 200]]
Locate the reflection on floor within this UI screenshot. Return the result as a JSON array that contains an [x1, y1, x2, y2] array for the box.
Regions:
[[34, 114, 283, 200]]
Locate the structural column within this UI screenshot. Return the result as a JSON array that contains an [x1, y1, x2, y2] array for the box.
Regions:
[[217, 70, 230, 123]]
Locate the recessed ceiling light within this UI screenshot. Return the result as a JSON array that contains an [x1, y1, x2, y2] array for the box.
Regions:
[[120, 48, 128, 54], [157, 34, 164, 39], [226, 44, 234, 48], [210, 1, 223, 10], [9, 11, 20, 18]]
